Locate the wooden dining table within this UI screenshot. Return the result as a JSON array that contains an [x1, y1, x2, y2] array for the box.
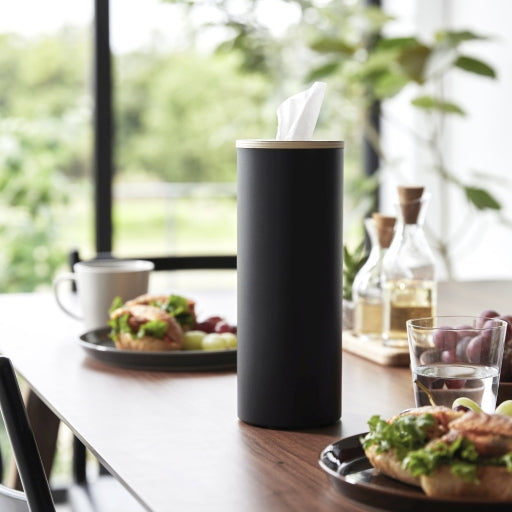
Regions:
[[0, 279, 510, 511]]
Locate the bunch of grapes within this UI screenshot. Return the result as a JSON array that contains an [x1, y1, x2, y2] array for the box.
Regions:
[[182, 315, 238, 351], [476, 310, 512, 382], [194, 315, 237, 334], [435, 310, 512, 382]]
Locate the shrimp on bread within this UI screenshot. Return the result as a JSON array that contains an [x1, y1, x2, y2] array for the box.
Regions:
[[109, 304, 183, 351], [361, 406, 512, 500], [362, 406, 464, 487], [124, 293, 196, 331]]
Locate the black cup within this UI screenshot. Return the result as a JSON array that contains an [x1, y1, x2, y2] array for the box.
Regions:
[[236, 140, 343, 429]]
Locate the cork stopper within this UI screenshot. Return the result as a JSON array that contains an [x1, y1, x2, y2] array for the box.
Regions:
[[372, 213, 396, 248], [398, 186, 424, 224]]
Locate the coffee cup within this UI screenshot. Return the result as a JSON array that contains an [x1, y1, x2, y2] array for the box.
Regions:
[[53, 259, 154, 331]]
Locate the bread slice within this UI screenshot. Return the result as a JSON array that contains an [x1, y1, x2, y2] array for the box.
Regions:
[[365, 445, 420, 487], [420, 465, 512, 499]]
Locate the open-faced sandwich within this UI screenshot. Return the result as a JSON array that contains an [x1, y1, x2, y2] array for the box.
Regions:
[[108, 294, 196, 351], [360, 405, 512, 499]]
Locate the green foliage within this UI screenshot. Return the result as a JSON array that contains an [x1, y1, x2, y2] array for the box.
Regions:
[[306, 4, 500, 276], [115, 51, 274, 182], [343, 242, 368, 301], [0, 0, 505, 290], [0, 118, 72, 291]]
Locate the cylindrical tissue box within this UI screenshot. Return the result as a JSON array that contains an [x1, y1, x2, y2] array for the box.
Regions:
[[236, 140, 344, 429]]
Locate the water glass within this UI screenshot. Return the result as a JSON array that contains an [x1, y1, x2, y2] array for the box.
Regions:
[[406, 316, 507, 413]]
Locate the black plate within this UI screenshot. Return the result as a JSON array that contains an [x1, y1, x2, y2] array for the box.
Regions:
[[78, 327, 236, 372], [319, 434, 512, 512]]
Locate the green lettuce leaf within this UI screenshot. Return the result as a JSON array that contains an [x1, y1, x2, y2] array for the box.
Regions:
[[108, 313, 133, 341], [360, 413, 435, 461], [137, 319, 168, 339], [109, 296, 124, 313], [163, 294, 195, 328]]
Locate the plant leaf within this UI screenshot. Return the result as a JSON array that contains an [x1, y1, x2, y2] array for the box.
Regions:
[[398, 43, 431, 83], [411, 96, 466, 115], [377, 37, 419, 51], [306, 61, 340, 81], [455, 56, 496, 78], [464, 186, 501, 210], [374, 71, 409, 98], [435, 30, 489, 46], [310, 37, 355, 55]]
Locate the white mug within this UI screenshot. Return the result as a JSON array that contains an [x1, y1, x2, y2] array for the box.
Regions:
[[53, 259, 154, 331]]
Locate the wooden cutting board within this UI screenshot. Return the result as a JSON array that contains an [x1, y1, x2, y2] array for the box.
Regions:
[[342, 330, 410, 367]]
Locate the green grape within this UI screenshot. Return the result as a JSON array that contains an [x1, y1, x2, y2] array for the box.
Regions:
[[182, 330, 207, 350], [452, 397, 482, 413], [220, 332, 237, 349], [494, 400, 512, 417], [201, 333, 227, 351]]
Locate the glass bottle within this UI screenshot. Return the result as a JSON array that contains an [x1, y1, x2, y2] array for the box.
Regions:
[[353, 213, 396, 341], [382, 186, 437, 347]]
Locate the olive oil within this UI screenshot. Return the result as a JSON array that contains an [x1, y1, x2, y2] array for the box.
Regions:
[[382, 186, 436, 348], [382, 278, 436, 345], [355, 299, 383, 336]]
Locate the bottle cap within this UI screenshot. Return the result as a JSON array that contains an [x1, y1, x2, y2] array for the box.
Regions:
[[372, 213, 396, 248], [398, 186, 424, 224]]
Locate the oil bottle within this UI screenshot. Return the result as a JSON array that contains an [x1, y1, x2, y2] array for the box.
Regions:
[[382, 186, 436, 347], [352, 213, 396, 340]]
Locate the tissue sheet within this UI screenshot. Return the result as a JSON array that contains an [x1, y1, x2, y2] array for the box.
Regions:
[[276, 82, 326, 141]]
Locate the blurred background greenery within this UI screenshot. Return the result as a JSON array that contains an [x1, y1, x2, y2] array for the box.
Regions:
[[0, 0, 377, 293], [0, 0, 505, 293]]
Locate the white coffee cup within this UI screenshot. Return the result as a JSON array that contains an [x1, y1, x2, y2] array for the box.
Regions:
[[53, 259, 154, 331]]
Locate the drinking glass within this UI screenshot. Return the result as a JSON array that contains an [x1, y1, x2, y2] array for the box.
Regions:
[[406, 316, 507, 413]]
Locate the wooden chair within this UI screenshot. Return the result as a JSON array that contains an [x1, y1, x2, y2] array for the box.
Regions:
[[0, 356, 56, 512]]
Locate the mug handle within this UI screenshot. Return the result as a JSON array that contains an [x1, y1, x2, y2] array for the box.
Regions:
[[53, 273, 83, 321]]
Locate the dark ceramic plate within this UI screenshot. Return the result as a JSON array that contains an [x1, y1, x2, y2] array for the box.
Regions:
[[319, 434, 512, 512], [79, 327, 236, 372]]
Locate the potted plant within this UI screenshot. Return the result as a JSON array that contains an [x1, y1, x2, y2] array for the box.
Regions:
[[308, 3, 500, 278]]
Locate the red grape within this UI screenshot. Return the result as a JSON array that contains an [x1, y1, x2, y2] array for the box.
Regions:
[[497, 315, 512, 343], [214, 321, 232, 334], [441, 350, 457, 363], [476, 309, 499, 328], [195, 315, 224, 333], [433, 327, 458, 351], [480, 319, 496, 343], [454, 324, 474, 339], [446, 379, 467, 389], [466, 334, 491, 364], [455, 336, 472, 362]]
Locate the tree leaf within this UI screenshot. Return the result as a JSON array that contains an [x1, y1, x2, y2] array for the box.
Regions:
[[374, 71, 409, 99], [398, 43, 431, 83], [464, 186, 501, 210], [435, 30, 489, 46], [310, 37, 356, 55], [377, 37, 418, 51], [411, 95, 466, 115], [455, 56, 496, 78], [306, 61, 340, 81]]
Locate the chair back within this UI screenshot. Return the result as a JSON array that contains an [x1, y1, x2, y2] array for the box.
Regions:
[[0, 484, 30, 512], [0, 357, 56, 512]]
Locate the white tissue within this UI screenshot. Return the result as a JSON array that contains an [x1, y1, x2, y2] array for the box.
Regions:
[[276, 82, 326, 141]]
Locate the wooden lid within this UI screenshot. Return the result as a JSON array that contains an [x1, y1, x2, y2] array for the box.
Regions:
[[236, 140, 344, 149], [372, 213, 396, 248], [398, 186, 424, 224]]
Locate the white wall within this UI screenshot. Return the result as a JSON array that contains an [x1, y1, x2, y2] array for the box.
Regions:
[[380, 0, 512, 281]]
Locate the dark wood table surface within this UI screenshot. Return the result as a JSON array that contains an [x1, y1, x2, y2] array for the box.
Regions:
[[0, 280, 509, 511]]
